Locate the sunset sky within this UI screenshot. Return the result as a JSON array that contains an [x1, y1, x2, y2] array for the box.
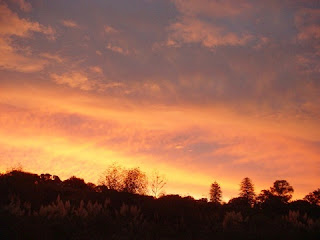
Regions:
[[0, 0, 320, 201]]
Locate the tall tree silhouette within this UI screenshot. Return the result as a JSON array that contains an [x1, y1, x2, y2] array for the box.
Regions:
[[209, 181, 222, 204], [239, 177, 255, 205], [271, 180, 294, 202]]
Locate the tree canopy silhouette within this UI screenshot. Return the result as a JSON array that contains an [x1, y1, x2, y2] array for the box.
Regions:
[[100, 164, 148, 195], [271, 180, 294, 202], [63, 176, 87, 189], [101, 163, 124, 191], [304, 188, 320, 205]]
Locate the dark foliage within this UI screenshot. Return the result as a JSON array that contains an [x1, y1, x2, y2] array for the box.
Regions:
[[0, 170, 319, 240], [304, 188, 320, 205], [209, 181, 222, 204]]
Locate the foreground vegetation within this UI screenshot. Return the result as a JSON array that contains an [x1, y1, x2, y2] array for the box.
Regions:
[[0, 169, 320, 240]]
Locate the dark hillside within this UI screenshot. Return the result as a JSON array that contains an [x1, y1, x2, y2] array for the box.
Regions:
[[1, 170, 319, 240]]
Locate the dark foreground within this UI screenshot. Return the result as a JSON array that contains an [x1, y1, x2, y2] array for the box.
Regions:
[[0, 170, 319, 240]]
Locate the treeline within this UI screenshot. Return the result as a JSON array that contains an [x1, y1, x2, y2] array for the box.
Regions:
[[0, 168, 320, 240], [209, 177, 320, 207]]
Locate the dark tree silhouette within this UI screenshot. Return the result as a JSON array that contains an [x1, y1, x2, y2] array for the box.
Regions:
[[271, 180, 294, 202], [239, 177, 255, 205], [123, 167, 148, 194], [209, 181, 222, 204], [304, 188, 320, 205], [1, 169, 320, 240], [63, 176, 87, 189], [256, 189, 274, 203], [87, 182, 96, 191], [40, 173, 52, 181], [53, 175, 61, 183], [256, 189, 286, 209]]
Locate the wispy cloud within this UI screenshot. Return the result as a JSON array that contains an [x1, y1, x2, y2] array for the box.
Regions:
[[0, 37, 47, 72], [90, 66, 103, 74], [40, 52, 64, 63], [106, 44, 129, 55], [104, 25, 118, 34], [51, 71, 124, 92], [61, 19, 80, 28], [51, 72, 94, 91]]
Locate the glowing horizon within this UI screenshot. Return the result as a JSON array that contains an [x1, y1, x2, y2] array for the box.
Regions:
[[1, 0, 320, 201]]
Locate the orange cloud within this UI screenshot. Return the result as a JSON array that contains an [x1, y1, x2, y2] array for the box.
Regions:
[[172, 0, 252, 18], [295, 9, 320, 49], [61, 19, 80, 28], [297, 24, 320, 41], [0, 3, 54, 38], [0, 37, 47, 72], [168, 17, 252, 48], [51, 72, 94, 91], [106, 44, 129, 55], [50, 71, 124, 92], [104, 25, 119, 34], [90, 66, 103, 74], [40, 52, 64, 63], [0, 3, 55, 72]]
